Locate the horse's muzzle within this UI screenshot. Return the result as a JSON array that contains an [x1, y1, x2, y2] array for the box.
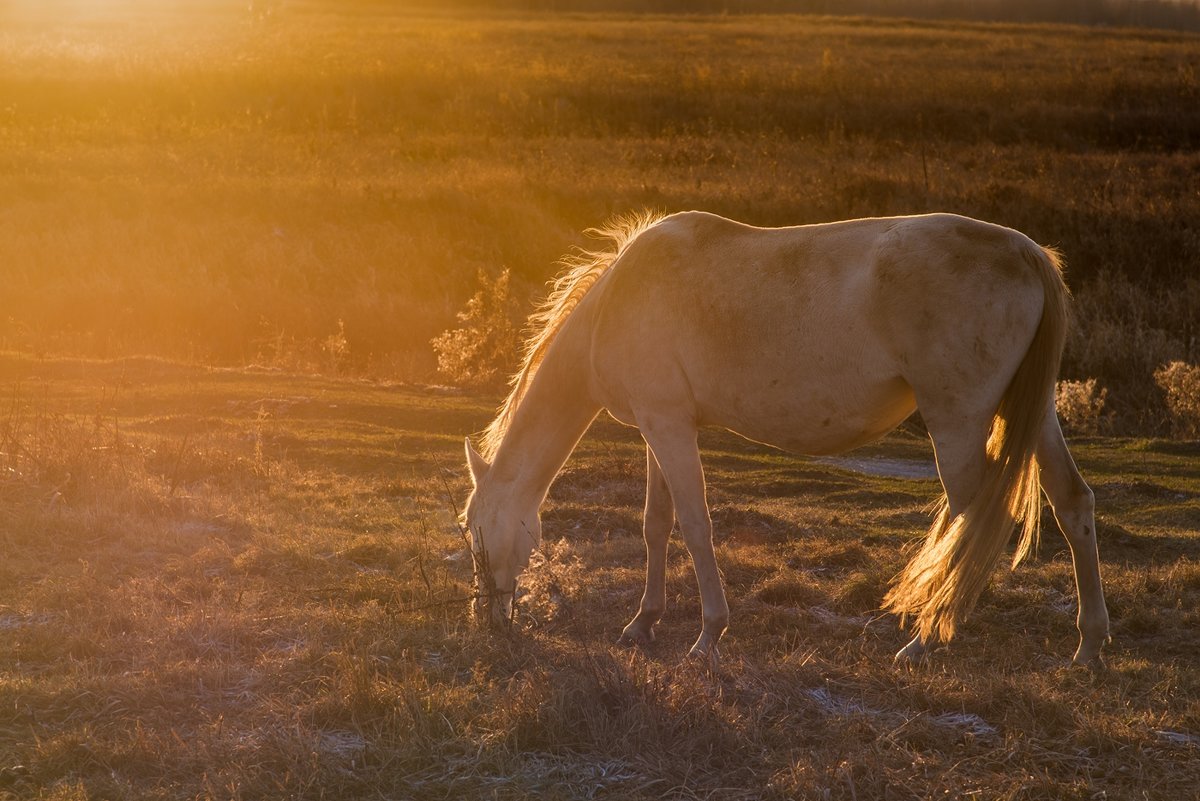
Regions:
[[473, 587, 513, 628]]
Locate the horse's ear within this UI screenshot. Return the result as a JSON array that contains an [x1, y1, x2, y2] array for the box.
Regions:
[[465, 437, 490, 485]]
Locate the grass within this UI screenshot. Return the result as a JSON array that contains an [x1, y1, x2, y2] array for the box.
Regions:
[[0, 3, 1198, 430], [0, 353, 1197, 799]]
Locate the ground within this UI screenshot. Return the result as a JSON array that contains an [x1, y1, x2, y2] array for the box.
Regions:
[[0, 354, 1196, 800]]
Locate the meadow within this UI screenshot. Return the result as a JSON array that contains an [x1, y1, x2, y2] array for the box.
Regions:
[[0, 354, 1197, 800], [1, 2, 1198, 429], [1, 3, 1199, 799]]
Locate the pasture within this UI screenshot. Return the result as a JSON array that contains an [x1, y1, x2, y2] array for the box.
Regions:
[[0, 355, 1197, 799], [1, 3, 1199, 799], [1, 2, 1198, 430]]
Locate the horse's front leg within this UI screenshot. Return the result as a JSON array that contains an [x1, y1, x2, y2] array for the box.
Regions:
[[619, 447, 675, 647], [637, 417, 729, 661]]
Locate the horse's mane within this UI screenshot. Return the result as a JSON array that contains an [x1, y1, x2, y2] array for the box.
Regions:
[[478, 211, 666, 461]]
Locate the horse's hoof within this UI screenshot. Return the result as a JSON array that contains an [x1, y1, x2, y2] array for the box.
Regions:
[[617, 625, 654, 648], [1071, 651, 1108, 672], [687, 636, 721, 666], [1071, 635, 1110, 671], [893, 642, 928, 667]]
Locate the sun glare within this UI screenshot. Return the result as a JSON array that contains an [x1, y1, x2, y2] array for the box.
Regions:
[[3, 0, 246, 23]]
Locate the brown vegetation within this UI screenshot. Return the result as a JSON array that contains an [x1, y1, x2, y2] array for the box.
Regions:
[[466, 0, 1200, 33], [0, 355, 1197, 799], [1, 4, 1197, 432], [1154, 361, 1200, 437]]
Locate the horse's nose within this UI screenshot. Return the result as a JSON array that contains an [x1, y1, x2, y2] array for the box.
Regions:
[[472, 586, 511, 627], [490, 595, 513, 626]]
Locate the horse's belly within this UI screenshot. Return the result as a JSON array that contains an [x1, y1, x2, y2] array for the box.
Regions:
[[696, 372, 917, 456]]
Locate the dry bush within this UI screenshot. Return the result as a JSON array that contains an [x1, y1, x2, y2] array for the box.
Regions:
[[1064, 275, 1195, 433], [0, 402, 145, 513], [1055, 378, 1108, 435], [321, 319, 351, 375], [431, 269, 524, 389], [1154, 361, 1200, 437]]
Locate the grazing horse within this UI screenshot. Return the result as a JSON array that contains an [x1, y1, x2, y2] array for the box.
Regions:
[[462, 211, 1110, 668]]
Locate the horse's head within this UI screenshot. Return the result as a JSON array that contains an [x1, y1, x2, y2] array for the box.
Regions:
[[463, 438, 540, 627]]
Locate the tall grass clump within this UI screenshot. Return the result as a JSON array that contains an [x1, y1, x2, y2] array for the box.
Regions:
[[0, 399, 145, 514], [1063, 275, 1197, 434], [1154, 361, 1200, 437], [1055, 378, 1108, 435], [431, 269, 525, 389]]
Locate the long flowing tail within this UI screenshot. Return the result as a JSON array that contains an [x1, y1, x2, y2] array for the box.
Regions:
[[883, 244, 1068, 643]]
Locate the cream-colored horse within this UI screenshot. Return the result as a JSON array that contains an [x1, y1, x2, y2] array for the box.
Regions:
[[463, 211, 1110, 667]]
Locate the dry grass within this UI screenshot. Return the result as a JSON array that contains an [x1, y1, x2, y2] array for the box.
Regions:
[[1154, 361, 1200, 437], [1056, 378, 1109, 435], [0, 4, 1197, 430], [0, 354, 1197, 799]]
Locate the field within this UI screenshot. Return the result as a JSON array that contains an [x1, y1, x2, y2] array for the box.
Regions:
[[1, 2, 1199, 429], [2, 3, 1200, 800], [0, 354, 1198, 800]]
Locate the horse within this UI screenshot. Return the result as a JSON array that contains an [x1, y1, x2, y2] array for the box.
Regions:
[[462, 210, 1110, 668]]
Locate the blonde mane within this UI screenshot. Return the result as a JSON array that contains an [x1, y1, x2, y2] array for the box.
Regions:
[[478, 211, 665, 460]]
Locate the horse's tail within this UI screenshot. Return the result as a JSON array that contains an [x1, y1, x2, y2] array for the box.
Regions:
[[884, 244, 1068, 644]]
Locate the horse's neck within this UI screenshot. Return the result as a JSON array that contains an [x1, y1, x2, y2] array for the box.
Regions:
[[490, 325, 601, 507]]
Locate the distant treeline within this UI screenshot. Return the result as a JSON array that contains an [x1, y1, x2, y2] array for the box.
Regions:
[[412, 0, 1200, 32]]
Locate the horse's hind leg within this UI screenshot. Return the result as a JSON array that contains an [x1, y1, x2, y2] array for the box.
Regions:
[[896, 632, 936, 664], [1037, 407, 1110, 668], [619, 446, 675, 647], [894, 408, 990, 665]]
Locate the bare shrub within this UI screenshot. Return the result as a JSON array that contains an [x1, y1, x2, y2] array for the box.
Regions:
[[322, 319, 351, 375], [1154, 361, 1200, 438], [431, 269, 524, 389], [1064, 275, 1194, 433], [1055, 378, 1108, 435]]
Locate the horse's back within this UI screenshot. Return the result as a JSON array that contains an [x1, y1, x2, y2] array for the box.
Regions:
[[588, 212, 1050, 454]]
